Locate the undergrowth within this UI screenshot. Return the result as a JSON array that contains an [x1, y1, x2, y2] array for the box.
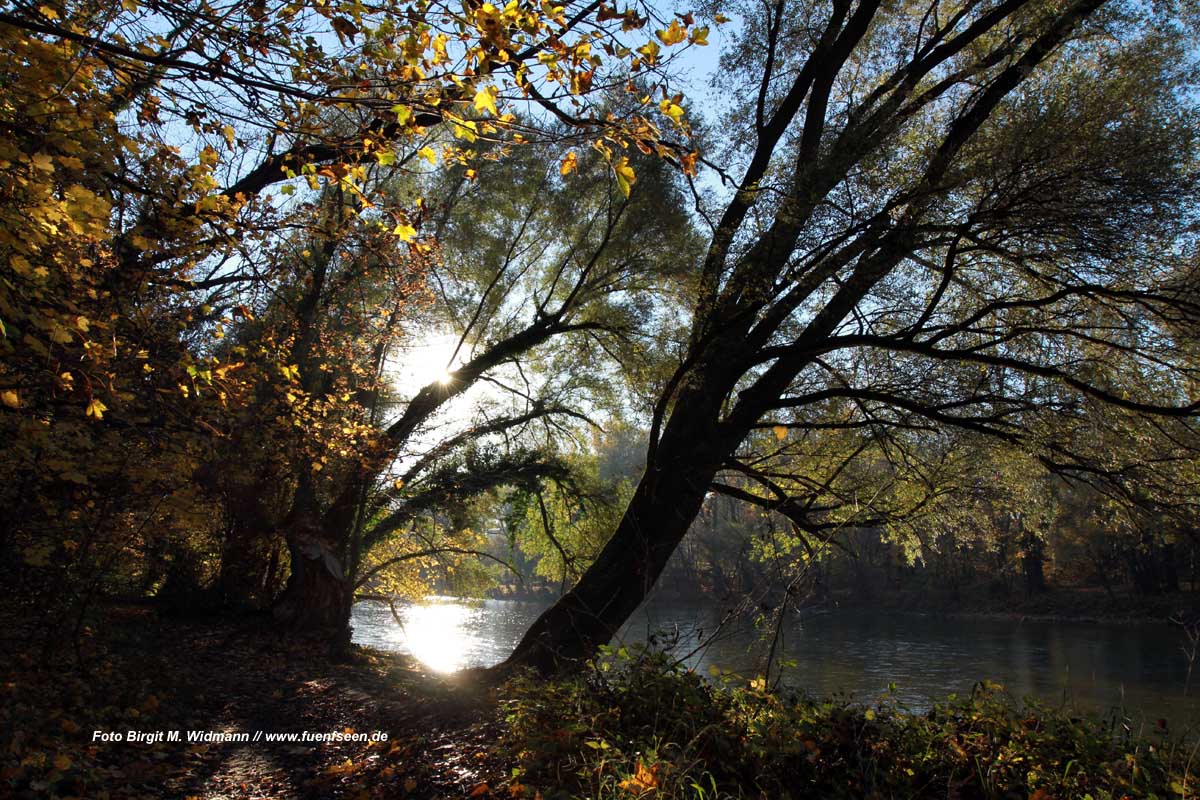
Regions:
[[500, 647, 1196, 800]]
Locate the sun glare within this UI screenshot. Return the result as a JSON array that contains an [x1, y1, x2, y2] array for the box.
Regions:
[[392, 602, 475, 673], [390, 332, 461, 395]]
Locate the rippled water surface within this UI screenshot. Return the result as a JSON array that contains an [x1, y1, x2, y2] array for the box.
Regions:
[[352, 597, 1199, 722]]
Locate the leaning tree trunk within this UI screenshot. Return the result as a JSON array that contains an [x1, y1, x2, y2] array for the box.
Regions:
[[501, 384, 730, 674]]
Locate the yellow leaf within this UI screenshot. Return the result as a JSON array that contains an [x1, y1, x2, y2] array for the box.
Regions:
[[432, 33, 449, 64], [636, 40, 660, 62], [31, 153, 54, 172], [1, 390, 19, 409], [613, 156, 636, 197], [560, 151, 578, 176], [418, 146, 438, 166], [656, 19, 687, 46], [772, 424, 788, 441], [53, 754, 72, 771], [324, 758, 359, 776], [393, 222, 417, 242], [659, 99, 684, 125], [39, 5, 60, 19], [85, 398, 107, 419], [689, 26, 709, 45], [473, 86, 498, 116], [452, 119, 478, 142], [222, 125, 236, 147], [618, 760, 661, 792]]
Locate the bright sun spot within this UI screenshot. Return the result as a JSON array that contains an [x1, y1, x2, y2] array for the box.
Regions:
[[392, 602, 475, 672], [390, 332, 461, 395]]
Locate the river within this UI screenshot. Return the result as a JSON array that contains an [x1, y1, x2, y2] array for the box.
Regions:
[[351, 597, 1199, 724]]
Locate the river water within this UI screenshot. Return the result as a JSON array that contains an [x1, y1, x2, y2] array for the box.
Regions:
[[351, 597, 1199, 724]]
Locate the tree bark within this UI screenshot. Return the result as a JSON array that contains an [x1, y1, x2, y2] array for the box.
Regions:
[[501, 384, 729, 673], [272, 529, 350, 632], [271, 474, 352, 638]]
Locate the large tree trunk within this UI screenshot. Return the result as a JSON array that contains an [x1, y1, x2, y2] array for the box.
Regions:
[[501, 384, 729, 673], [272, 474, 353, 641], [272, 529, 350, 631]]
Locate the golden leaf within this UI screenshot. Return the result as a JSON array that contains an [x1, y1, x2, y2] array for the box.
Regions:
[[659, 99, 684, 125], [618, 760, 661, 792], [680, 151, 698, 177], [656, 20, 687, 46], [772, 424, 788, 441], [636, 40, 660, 62], [85, 398, 108, 419], [560, 151, 578, 176], [473, 86, 498, 116], [613, 157, 636, 197]]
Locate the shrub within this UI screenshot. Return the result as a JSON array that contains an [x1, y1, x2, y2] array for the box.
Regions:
[[500, 647, 1189, 799]]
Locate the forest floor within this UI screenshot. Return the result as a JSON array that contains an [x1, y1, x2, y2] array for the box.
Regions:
[[1, 603, 511, 800]]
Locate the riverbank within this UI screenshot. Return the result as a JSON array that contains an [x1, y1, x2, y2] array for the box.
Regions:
[[2, 604, 1195, 798], [825, 585, 1200, 625], [496, 581, 1200, 625], [504, 648, 1192, 799]]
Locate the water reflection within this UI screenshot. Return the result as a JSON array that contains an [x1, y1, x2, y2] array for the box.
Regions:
[[389, 601, 473, 673], [351, 598, 1200, 723], [354, 596, 542, 674]]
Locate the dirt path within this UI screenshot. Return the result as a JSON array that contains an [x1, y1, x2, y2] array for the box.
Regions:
[[2, 607, 512, 800]]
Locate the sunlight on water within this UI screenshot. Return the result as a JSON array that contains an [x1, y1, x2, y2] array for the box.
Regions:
[[352, 600, 1200, 722], [390, 601, 474, 673]]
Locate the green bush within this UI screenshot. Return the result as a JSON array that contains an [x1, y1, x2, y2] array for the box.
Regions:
[[500, 647, 1191, 799]]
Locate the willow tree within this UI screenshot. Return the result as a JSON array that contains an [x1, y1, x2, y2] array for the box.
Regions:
[[502, 0, 1200, 672], [257, 137, 701, 631]]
